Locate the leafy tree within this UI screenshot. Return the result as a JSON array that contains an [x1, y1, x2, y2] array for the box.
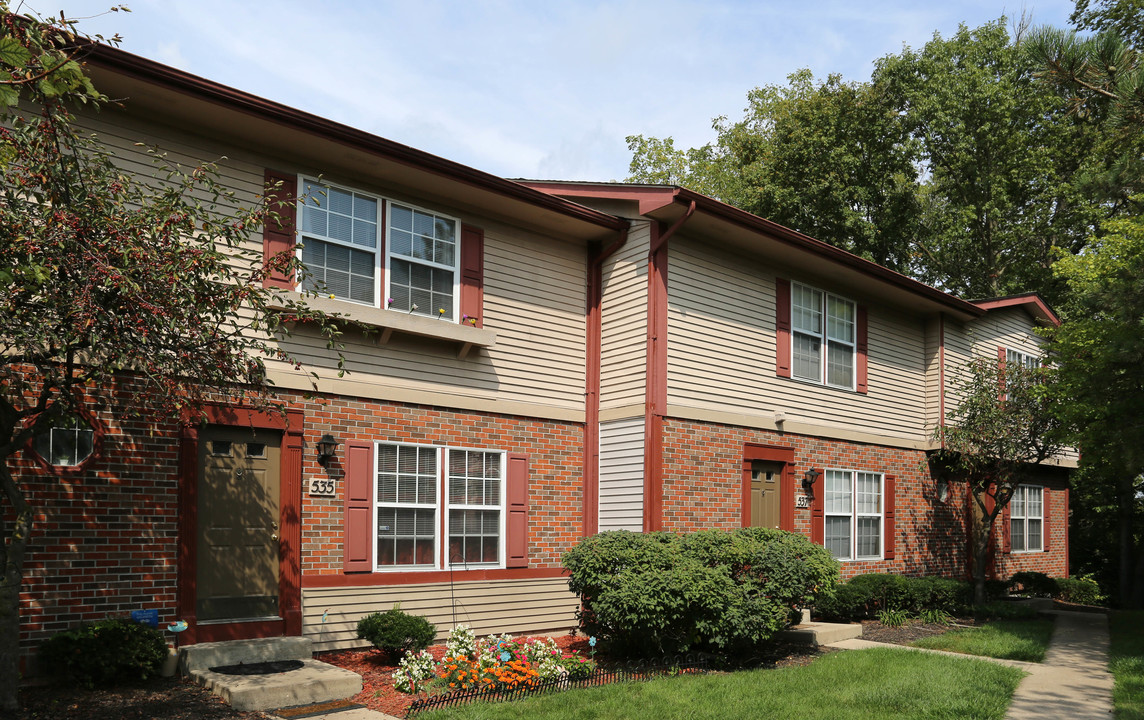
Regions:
[[932, 358, 1066, 606], [872, 20, 1106, 303], [1049, 212, 1144, 607], [0, 8, 338, 710], [1071, 0, 1144, 49], [628, 70, 921, 272]]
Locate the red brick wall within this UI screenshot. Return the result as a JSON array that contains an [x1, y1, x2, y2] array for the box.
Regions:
[[295, 394, 584, 577], [10, 388, 583, 674], [660, 417, 1067, 581]]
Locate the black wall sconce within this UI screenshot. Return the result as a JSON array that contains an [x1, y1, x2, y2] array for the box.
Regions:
[[316, 434, 340, 467], [802, 467, 822, 498]]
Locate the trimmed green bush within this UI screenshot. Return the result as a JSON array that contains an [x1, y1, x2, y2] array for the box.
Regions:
[[1054, 575, 1105, 605], [357, 605, 437, 660], [40, 618, 167, 687], [562, 528, 839, 656], [814, 573, 972, 621], [1009, 571, 1059, 597]]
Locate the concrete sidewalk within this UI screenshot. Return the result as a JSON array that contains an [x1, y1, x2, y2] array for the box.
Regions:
[[828, 607, 1114, 720]]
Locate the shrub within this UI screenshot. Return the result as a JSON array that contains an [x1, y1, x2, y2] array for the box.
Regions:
[[813, 574, 972, 621], [562, 528, 838, 656], [40, 618, 167, 687], [1054, 576, 1105, 605], [357, 605, 437, 660], [976, 601, 1040, 620], [1009, 571, 1059, 598]]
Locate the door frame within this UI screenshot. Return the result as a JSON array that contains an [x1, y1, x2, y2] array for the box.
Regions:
[[177, 405, 304, 644], [740, 443, 795, 531]]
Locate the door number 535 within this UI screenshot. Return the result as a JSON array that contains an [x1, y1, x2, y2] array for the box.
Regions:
[[309, 478, 336, 497]]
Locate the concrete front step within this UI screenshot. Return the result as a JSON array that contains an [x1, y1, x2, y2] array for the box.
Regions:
[[778, 621, 863, 646], [180, 636, 363, 712], [180, 636, 313, 674], [189, 657, 363, 712]]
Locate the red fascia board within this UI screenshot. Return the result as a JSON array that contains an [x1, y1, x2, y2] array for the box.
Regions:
[[971, 294, 1061, 327], [520, 181, 678, 215], [82, 45, 627, 233]]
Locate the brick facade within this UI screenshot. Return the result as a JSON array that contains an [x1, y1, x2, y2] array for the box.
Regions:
[[9, 388, 583, 670], [660, 417, 1067, 581]]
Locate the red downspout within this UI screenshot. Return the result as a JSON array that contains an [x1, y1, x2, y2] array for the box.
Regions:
[[585, 227, 629, 537], [643, 200, 696, 532]]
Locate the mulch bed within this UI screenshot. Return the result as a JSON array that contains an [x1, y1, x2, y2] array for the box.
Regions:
[[859, 619, 962, 645], [12, 677, 268, 720]]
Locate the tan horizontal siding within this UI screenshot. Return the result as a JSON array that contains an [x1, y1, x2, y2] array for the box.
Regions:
[[666, 236, 929, 443], [968, 308, 1047, 358], [925, 318, 942, 432], [600, 223, 650, 410], [598, 417, 645, 532], [76, 107, 587, 415], [301, 577, 579, 652]]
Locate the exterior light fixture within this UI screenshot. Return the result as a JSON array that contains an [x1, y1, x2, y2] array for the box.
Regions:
[[802, 467, 822, 498], [316, 434, 340, 466]]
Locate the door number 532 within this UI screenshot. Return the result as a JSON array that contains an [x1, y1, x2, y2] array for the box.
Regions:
[[309, 478, 336, 497]]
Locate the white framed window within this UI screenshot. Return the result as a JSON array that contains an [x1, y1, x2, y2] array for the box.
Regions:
[[296, 178, 461, 320], [1006, 349, 1040, 372], [824, 469, 883, 561], [1010, 484, 1043, 553], [792, 282, 856, 389], [373, 442, 504, 570], [32, 413, 95, 467], [386, 203, 460, 321]]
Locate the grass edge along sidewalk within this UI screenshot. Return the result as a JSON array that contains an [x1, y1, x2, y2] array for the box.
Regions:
[[1111, 610, 1144, 720], [909, 618, 1055, 662], [415, 647, 1024, 720]]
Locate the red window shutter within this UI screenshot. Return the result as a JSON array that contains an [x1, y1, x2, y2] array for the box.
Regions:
[[460, 225, 485, 328], [263, 169, 297, 290], [997, 346, 1007, 399], [1001, 498, 1012, 554], [810, 468, 825, 546], [775, 278, 791, 378], [506, 453, 529, 568], [1042, 486, 1051, 552], [856, 305, 869, 394], [343, 440, 373, 573], [884, 474, 896, 559]]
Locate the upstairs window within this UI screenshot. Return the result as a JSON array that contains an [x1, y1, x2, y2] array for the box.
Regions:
[[296, 179, 461, 320], [791, 282, 856, 389], [387, 204, 459, 320], [299, 179, 379, 305], [1006, 349, 1040, 371]]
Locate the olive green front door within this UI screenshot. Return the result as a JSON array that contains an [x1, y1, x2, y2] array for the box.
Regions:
[[196, 427, 281, 622], [750, 460, 784, 530]]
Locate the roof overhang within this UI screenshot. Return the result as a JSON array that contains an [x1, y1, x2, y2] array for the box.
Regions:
[[80, 45, 627, 244], [971, 294, 1061, 327], [522, 182, 984, 322]]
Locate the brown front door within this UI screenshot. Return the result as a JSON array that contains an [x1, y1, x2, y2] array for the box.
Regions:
[[750, 460, 784, 530], [196, 427, 281, 622]]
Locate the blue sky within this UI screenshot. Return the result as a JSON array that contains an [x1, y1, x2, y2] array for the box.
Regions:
[[42, 1, 1076, 182]]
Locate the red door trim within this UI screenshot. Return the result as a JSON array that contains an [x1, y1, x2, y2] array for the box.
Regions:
[[177, 405, 304, 645]]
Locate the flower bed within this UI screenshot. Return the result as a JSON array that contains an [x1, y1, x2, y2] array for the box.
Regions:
[[317, 630, 591, 718]]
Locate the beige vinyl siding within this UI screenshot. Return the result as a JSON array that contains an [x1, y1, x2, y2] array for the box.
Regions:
[[968, 308, 1047, 359], [598, 417, 646, 532], [600, 223, 650, 411], [665, 235, 929, 443], [74, 108, 588, 416], [924, 317, 943, 433], [301, 577, 578, 652]]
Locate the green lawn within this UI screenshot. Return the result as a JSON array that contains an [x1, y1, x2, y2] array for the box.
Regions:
[[416, 648, 1025, 720], [910, 619, 1055, 662], [1110, 610, 1144, 720]]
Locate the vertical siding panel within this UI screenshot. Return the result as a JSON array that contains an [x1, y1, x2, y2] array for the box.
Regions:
[[598, 417, 646, 532]]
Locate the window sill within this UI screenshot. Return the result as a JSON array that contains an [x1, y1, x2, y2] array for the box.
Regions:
[[271, 291, 496, 359]]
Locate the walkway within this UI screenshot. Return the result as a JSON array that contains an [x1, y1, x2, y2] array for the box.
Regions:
[[829, 607, 1115, 720]]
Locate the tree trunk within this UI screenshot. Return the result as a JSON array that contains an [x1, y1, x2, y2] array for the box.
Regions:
[[0, 458, 32, 713], [971, 501, 993, 607]]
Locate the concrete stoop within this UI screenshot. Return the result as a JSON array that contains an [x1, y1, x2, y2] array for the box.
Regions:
[[778, 621, 863, 646], [180, 637, 363, 712]]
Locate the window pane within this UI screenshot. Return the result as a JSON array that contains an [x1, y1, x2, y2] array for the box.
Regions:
[[825, 296, 854, 342], [856, 517, 881, 557], [1011, 487, 1026, 518], [826, 341, 854, 388], [1027, 519, 1043, 551], [792, 333, 821, 381], [825, 471, 852, 514], [299, 238, 374, 304], [856, 472, 881, 514], [1011, 519, 1025, 552], [1027, 488, 1043, 518], [792, 285, 822, 334], [825, 517, 850, 559]]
